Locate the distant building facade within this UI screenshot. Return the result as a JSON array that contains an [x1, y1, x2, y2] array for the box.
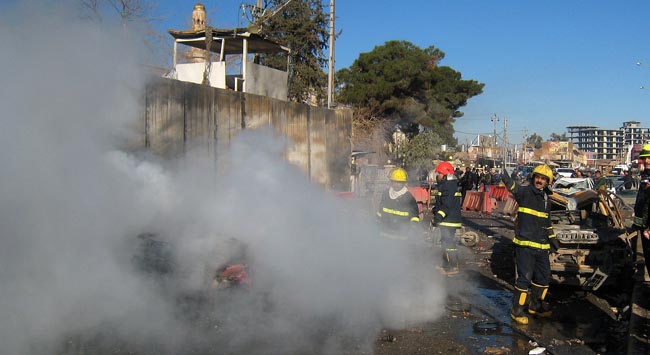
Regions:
[[536, 141, 586, 168], [567, 125, 624, 165], [622, 121, 650, 146], [567, 121, 650, 165]]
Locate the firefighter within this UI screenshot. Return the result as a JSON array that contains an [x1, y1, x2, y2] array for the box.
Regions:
[[501, 164, 559, 325], [431, 161, 463, 275], [633, 144, 650, 279], [376, 167, 421, 237]]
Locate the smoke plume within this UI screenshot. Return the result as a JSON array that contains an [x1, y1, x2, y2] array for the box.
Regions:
[[0, 2, 447, 354]]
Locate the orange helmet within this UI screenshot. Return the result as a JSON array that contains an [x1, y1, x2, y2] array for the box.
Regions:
[[435, 161, 455, 175]]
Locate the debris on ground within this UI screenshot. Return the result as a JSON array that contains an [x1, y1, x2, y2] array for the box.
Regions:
[[483, 345, 510, 354]]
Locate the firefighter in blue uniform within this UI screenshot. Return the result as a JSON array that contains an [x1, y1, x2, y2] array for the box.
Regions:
[[431, 161, 463, 275], [501, 164, 559, 325], [376, 167, 421, 237]]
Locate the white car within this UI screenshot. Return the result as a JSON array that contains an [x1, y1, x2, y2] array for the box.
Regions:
[[552, 177, 594, 194], [555, 168, 576, 178]]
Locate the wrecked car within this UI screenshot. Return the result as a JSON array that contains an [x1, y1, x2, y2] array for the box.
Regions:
[[547, 189, 634, 290], [552, 177, 594, 195]]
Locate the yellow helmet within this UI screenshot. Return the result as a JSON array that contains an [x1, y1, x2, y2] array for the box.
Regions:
[[639, 143, 650, 158], [532, 164, 553, 184], [388, 167, 408, 182]]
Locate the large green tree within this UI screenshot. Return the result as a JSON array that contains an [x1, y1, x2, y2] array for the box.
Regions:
[[336, 40, 484, 146], [255, 0, 329, 103], [402, 131, 445, 173], [549, 132, 568, 142], [526, 133, 543, 149]]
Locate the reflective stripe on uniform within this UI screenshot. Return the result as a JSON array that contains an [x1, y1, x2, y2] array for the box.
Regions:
[[634, 216, 644, 227], [513, 237, 550, 250], [440, 222, 462, 227], [382, 207, 410, 216], [410, 217, 420, 222], [438, 192, 461, 197], [438, 210, 447, 218], [518, 207, 548, 218]]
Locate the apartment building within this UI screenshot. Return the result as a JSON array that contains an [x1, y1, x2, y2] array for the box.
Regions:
[[622, 121, 650, 146], [566, 121, 650, 166]]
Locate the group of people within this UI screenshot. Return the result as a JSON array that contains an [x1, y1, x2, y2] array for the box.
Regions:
[[376, 163, 463, 275], [375, 161, 591, 325], [377, 149, 650, 325], [456, 167, 502, 194]]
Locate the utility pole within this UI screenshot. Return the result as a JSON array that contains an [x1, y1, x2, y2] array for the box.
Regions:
[[503, 116, 508, 169], [523, 127, 528, 165], [327, 0, 335, 109], [491, 114, 499, 160]]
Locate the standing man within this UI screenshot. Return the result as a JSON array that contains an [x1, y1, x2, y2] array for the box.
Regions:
[[473, 168, 481, 190], [376, 167, 421, 237], [431, 161, 463, 275], [593, 170, 608, 191], [481, 168, 493, 192], [510, 169, 520, 183], [633, 144, 650, 280], [459, 166, 474, 204], [501, 164, 559, 325]]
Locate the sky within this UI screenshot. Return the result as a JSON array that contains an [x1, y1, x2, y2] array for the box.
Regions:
[[152, 0, 650, 147]]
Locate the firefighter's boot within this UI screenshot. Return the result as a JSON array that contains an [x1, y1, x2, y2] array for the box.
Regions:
[[528, 284, 552, 318], [442, 249, 459, 275], [511, 287, 529, 325]]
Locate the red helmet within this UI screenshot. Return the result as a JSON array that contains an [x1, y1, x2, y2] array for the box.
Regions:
[[435, 161, 454, 175]]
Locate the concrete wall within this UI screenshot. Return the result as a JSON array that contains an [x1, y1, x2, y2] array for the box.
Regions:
[[143, 78, 352, 190], [176, 62, 227, 89], [245, 62, 288, 101]]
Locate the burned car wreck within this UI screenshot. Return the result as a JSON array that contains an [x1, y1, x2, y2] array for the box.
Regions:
[[547, 188, 634, 290]]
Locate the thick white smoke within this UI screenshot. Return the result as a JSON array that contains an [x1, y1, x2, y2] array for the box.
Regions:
[[0, 2, 178, 353], [0, 2, 447, 354]]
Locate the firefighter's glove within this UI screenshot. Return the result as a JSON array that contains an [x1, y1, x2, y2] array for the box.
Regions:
[[549, 237, 560, 253]]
